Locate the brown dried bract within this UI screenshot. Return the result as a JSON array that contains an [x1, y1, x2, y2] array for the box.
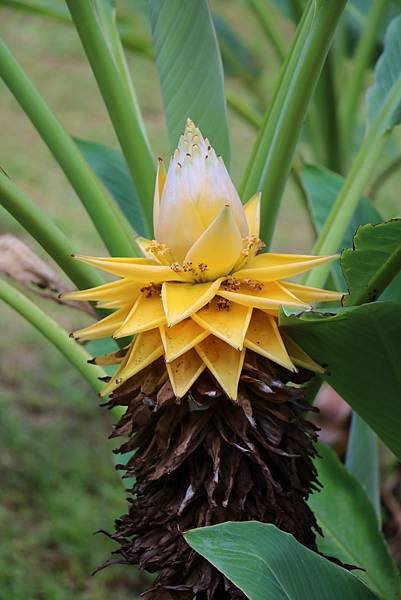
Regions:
[[102, 354, 320, 599]]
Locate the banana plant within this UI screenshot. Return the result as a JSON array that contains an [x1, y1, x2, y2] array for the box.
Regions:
[[1, 1, 401, 598]]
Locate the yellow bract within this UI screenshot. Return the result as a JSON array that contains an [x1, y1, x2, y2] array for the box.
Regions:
[[65, 119, 343, 400]]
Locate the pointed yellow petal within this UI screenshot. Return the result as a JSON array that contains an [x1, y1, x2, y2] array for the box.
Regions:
[[195, 336, 245, 400], [153, 158, 166, 236], [75, 255, 183, 282], [191, 297, 252, 350], [184, 206, 242, 280], [244, 192, 261, 237], [219, 281, 309, 311], [100, 329, 164, 396], [166, 349, 206, 398], [62, 279, 141, 303], [234, 253, 338, 281], [281, 282, 344, 303], [72, 306, 130, 341], [90, 346, 128, 366], [160, 318, 209, 362], [161, 278, 223, 326], [114, 293, 166, 338], [281, 332, 324, 374], [244, 311, 296, 372]]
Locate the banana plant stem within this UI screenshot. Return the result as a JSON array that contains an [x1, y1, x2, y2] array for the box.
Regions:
[[240, 0, 347, 247], [0, 277, 105, 394], [0, 172, 104, 291], [0, 38, 136, 258], [66, 0, 156, 233]]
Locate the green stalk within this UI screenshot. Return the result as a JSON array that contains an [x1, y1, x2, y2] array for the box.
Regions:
[[66, 0, 156, 232], [92, 0, 149, 144], [240, 0, 347, 247], [0, 172, 103, 291], [247, 0, 287, 62], [341, 0, 388, 158], [0, 277, 105, 394], [0, 38, 136, 258]]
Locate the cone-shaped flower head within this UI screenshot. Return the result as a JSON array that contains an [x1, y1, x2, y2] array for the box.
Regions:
[[65, 119, 342, 400]]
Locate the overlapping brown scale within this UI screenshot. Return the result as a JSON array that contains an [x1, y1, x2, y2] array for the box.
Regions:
[[102, 353, 320, 599]]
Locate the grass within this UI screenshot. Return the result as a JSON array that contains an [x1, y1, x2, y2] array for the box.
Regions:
[[1, 2, 401, 598]]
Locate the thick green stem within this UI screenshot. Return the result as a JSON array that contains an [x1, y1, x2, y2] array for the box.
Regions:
[[240, 0, 347, 247], [0, 277, 105, 394], [92, 0, 149, 147], [341, 0, 388, 158], [0, 38, 136, 258], [66, 0, 156, 233], [247, 0, 287, 62], [0, 173, 103, 291]]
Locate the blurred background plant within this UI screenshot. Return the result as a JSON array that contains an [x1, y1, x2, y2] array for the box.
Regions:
[[1, 1, 401, 598]]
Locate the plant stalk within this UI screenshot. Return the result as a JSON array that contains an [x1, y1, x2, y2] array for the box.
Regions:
[[0, 277, 105, 394], [66, 0, 156, 233], [240, 0, 347, 247], [0, 38, 137, 258], [0, 172, 104, 291]]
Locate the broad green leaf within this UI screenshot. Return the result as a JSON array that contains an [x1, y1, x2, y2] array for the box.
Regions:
[[75, 138, 148, 237], [148, 0, 230, 164], [185, 522, 377, 600], [342, 220, 401, 305], [367, 15, 401, 129], [346, 413, 381, 522], [309, 444, 401, 599], [301, 164, 380, 288], [280, 302, 401, 460]]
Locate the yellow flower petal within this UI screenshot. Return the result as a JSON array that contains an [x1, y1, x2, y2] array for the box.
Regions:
[[75, 255, 183, 282], [195, 336, 245, 400], [191, 297, 252, 350], [153, 158, 166, 237], [281, 332, 324, 374], [72, 305, 130, 341], [61, 279, 141, 303], [219, 281, 309, 311], [244, 192, 261, 237], [234, 253, 338, 281], [244, 311, 296, 372], [159, 319, 209, 362], [281, 282, 344, 303], [100, 329, 164, 397], [184, 206, 242, 281], [166, 349, 206, 398], [114, 293, 166, 338], [90, 346, 128, 366], [161, 278, 223, 326]]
